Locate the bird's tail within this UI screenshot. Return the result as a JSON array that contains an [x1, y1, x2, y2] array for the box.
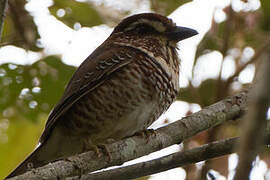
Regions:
[[5, 142, 49, 179]]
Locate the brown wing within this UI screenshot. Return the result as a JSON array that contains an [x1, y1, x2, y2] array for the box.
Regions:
[[40, 44, 135, 143]]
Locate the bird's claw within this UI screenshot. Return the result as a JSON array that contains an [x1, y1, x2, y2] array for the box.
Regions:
[[97, 144, 112, 161], [134, 129, 157, 142], [83, 139, 113, 161]]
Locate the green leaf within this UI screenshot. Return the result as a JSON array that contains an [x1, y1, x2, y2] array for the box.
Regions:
[[49, 0, 103, 28]]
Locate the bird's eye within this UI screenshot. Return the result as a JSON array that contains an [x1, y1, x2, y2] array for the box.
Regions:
[[133, 25, 158, 35]]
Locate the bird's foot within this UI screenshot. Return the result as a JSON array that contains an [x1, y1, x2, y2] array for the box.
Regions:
[[134, 129, 157, 142], [82, 138, 114, 162], [95, 138, 116, 161], [82, 139, 103, 157], [82, 139, 112, 161], [97, 144, 112, 162], [103, 138, 117, 144], [83, 143, 103, 157]]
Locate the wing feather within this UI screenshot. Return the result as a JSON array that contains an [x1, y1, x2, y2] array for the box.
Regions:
[[39, 44, 135, 143]]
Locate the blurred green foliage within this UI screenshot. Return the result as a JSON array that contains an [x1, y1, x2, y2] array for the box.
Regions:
[[0, 56, 75, 179], [0, 56, 75, 122], [0, 115, 45, 179]]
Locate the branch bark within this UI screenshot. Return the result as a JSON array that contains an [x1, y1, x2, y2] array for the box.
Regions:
[[234, 48, 270, 180], [7, 90, 249, 180]]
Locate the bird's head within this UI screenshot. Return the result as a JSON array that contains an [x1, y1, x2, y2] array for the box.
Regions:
[[109, 13, 198, 49]]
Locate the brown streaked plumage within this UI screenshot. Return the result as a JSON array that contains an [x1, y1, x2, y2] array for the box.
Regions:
[[6, 13, 198, 179]]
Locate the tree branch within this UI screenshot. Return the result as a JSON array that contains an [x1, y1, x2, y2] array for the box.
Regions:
[[7, 90, 249, 180], [70, 133, 270, 180], [234, 46, 270, 180], [0, 0, 8, 41]]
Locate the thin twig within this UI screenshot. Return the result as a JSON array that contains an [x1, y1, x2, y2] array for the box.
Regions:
[[0, 0, 8, 41], [224, 37, 270, 91], [215, 5, 233, 101]]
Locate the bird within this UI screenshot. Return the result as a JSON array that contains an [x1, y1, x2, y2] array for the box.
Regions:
[[6, 13, 198, 178]]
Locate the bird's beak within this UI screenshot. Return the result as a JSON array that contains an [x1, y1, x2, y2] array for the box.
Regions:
[[166, 26, 198, 42]]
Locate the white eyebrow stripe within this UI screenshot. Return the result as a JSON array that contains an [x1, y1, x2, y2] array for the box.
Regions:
[[124, 19, 167, 32]]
